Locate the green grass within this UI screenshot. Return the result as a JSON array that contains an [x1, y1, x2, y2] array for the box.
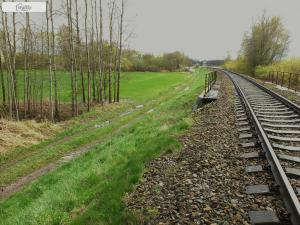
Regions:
[[2, 70, 75, 103], [0, 71, 191, 187], [0, 68, 207, 225], [121, 72, 188, 102], [0, 71, 188, 103]]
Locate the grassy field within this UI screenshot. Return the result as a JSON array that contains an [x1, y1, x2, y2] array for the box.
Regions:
[[0, 71, 190, 187], [0, 69, 207, 225], [0, 71, 187, 103]]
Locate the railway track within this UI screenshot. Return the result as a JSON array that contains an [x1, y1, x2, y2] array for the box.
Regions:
[[224, 70, 300, 225]]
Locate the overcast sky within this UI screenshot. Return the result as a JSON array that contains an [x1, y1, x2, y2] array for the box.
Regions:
[[7, 0, 300, 61], [124, 0, 300, 60]]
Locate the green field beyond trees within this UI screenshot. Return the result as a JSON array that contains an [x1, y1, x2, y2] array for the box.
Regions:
[[0, 69, 207, 225], [0, 70, 188, 104]]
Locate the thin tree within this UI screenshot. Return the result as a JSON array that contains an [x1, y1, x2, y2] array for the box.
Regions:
[[2, 3, 19, 120], [90, 0, 96, 102], [23, 0, 30, 117], [50, 0, 59, 118], [67, 0, 77, 115], [46, 0, 54, 121], [85, 0, 91, 111], [12, 2, 18, 111], [0, 48, 5, 106], [75, 0, 85, 104], [95, 0, 103, 103], [116, 0, 124, 102], [99, 0, 104, 103], [108, 0, 116, 103]]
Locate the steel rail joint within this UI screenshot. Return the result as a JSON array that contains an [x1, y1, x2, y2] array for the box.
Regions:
[[223, 70, 300, 225]]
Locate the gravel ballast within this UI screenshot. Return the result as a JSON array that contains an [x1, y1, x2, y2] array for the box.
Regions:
[[126, 74, 287, 225]]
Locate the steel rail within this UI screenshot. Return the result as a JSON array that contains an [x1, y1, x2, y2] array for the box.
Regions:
[[230, 71, 300, 115], [224, 70, 300, 225]]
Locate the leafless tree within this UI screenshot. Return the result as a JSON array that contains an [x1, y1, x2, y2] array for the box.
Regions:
[[50, 0, 59, 118], [67, 0, 77, 115], [85, 0, 91, 111], [75, 0, 85, 104], [90, 0, 96, 101], [1, 1, 19, 120], [116, 0, 124, 102], [0, 53, 5, 106], [108, 0, 116, 103], [23, 0, 30, 117], [95, 0, 103, 103], [46, 0, 54, 121]]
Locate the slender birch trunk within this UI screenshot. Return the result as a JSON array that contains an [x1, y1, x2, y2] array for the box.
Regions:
[[117, 0, 124, 102], [46, 0, 54, 121], [85, 0, 91, 111], [67, 0, 76, 115], [50, 0, 59, 119], [108, 0, 116, 103], [0, 54, 5, 106], [75, 0, 85, 104]]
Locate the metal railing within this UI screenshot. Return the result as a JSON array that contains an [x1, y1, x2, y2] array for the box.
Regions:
[[204, 71, 217, 96], [268, 71, 300, 91]]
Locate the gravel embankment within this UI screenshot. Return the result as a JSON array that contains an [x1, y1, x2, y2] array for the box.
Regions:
[[126, 74, 286, 225]]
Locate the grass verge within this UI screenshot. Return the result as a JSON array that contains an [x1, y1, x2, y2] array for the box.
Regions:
[[0, 69, 206, 225]]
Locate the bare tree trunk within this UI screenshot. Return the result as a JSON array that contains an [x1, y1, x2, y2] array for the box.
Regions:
[[40, 79, 44, 116], [70, 1, 78, 116], [117, 0, 124, 102], [12, 9, 18, 114], [50, 0, 59, 119], [23, 1, 29, 117], [0, 54, 5, 106], [41, 28, 45, 56], [2, 4, 19, 120], [75, 0, 85, 104], [90, 0, 96, 102], [46, 0, 54, 121], [28, 30, 33, 114], [67, 0, 76, 115], [85, 0, 91, 111], [95, 0, 103, 103], [100, 0, 104, 103], [108, 0, 116, 103], [114, 40, 118, 102]]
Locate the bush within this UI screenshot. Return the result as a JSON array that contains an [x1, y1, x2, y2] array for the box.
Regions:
[[255, 58, 300, 80], [223, 57, 251, 74]]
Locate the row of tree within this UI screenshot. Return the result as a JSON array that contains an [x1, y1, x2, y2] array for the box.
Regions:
[[0, 0, 125, 122], [121, 50, 193, 72]]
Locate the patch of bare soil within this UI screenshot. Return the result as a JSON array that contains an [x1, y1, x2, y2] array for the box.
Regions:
[[125, 75, 276, 224], [0, 163, 56, 199]]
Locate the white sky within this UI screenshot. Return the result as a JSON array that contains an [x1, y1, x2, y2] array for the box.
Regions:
[[124, 0, 300, 60], [4, 0, 300, 61]]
